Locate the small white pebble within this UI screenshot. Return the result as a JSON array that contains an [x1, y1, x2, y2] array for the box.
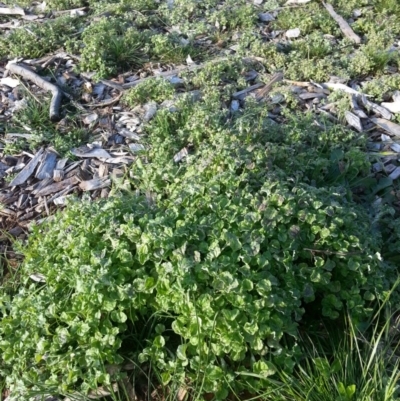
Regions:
[[230, 100, 240, 112], [286, 28, 300, 38]]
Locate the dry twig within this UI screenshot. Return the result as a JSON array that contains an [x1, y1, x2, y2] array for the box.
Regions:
[[322, 2, 361, 44]]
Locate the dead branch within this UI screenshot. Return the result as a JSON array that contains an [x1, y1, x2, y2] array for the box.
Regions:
[[6, 61, 63, 121], [86, 92, 123, 109], [255, 72, 284, 100], [322, 2, 361, 44]]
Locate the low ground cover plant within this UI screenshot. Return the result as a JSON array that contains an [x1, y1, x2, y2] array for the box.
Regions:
[[1, 0, 400, 399], [1, 81, 400, 398], [0, 0, 399, 82], [123, 78, 176, 106], [76, 17, 148, 79], [0, 16, 84, 59]]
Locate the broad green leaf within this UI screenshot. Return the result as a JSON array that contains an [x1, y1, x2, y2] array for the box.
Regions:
[[314, 357, 331, 379], [244, 321, 258, 335], [137, 243, 149, 265], [363, 291, 375, 301], [320, 227, 330, 238], [153, 335, 165, 348], [214, 271, 239, 291], [176, 344, 188, 361], [256, 279, 272, 296], [347, 258, 360, 271], [346, 384, 356, 399], [310, 269, 321, 283], [205, 365, 224, 381], [110, 310, 127, 323], [222, 308, 240, 321], [373, 177, 392, 195], [161, 372, 171, 385], [241, 278, 254, 291], [253, 360, 276, 377], [225, 232, 242, 251]]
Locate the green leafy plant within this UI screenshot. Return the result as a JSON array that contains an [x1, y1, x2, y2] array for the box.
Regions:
[[123, 78, 176, 106], [1, 80, 399, 399], [1, 0, 86, 10], [361, 75, 400, 102], [263, 284, 400, 401], [208, 1, 257, 30], [149, 33, 201, 64], [0, 16, 84, 59], [1, 1, 400, 399], [76, 17, 148, 78], [273, 3, 338, 35]]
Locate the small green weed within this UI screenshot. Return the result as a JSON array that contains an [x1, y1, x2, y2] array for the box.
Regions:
[[159, 0, 219, 27], [123, 78, 176, 106], [273, 3, 338, 35], [1, 1, 400, 400], [375, 0, 400, 15], [362, 75, 400, 102], [285, 55, 336, 81], [348, 46, 399, 78], [208, 1, 257, 30], [150, 33, 200, 64], [0, 16, 84, 59], [324, 90, 352, 122], [291, 33, 333, 59], [76, 17, 148, 78]]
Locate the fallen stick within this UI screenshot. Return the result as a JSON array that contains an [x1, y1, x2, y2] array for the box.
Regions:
[[322, 82, 368, 96], [255, 72, 284, 100], [6, 61, 63, 121], [322, 2, 361, 44], [51, 6, 87, 15]]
